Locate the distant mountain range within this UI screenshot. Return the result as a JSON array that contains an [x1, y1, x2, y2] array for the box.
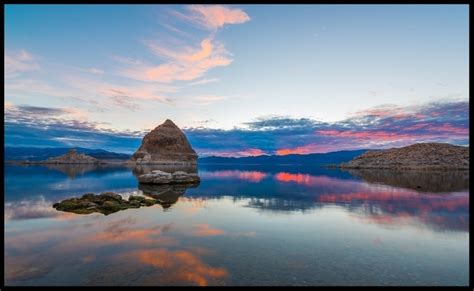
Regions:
[[4, 146, 368, 165], [4, 147, 132, 161], [198, 149, 368, 165]]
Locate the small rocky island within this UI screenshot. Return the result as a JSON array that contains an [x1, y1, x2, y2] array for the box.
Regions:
[[53, 192, 155, 215], [340, 143, 469, 170], [26, 148, 101, 164], [130, 119, 198, 165], [52, 181, 200, 215]]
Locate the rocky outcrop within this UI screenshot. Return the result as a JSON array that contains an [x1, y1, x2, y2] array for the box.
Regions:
[[340, 143, 469, 170], [42, 149, 100, 164], [130, 119, 198, 164], [138, 170, 200, 184]]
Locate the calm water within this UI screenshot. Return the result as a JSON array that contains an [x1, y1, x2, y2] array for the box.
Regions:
[[4, 163, 469, 286]]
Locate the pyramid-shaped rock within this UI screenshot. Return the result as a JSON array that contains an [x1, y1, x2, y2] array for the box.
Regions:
[[131, 119, 198, 164]]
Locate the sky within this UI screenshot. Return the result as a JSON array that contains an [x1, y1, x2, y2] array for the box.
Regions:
[[5, 4, 469, 156]]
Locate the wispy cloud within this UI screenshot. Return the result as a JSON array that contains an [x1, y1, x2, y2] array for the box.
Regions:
[[60, 74, 177, 110], [118, 5, 249, 85], [189, 78, 220, 86], [5, 49, 40, 77], [191, 95, 228, 105], [82, 67, 104, 74], [121, 38, 232, 83]]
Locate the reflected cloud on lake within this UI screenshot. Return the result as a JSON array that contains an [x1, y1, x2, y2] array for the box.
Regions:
[[4, 164, 469, 286]]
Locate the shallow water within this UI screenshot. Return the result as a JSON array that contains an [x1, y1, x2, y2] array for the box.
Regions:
[[4, 163, 469, 286]]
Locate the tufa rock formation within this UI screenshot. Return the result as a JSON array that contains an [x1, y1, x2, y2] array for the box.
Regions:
[[131, 119, 198, 164], [340, 143, 469, 170], [43, 149, 100, 164]]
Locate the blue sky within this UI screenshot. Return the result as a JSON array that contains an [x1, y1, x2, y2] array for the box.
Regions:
[[5, 5, 469, 155]]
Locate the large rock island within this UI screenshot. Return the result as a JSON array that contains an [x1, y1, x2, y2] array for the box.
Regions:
[[26, 148, 101, 164], [340, 143, 469, 170], [130, 119, 198, 165]]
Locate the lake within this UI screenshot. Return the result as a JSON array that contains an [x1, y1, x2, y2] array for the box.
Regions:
[[4, 163, 469, 286]]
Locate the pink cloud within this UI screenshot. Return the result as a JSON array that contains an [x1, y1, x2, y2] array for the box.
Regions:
[[404, 123, 431, 131], [120, 6, 249, 83], [148, 38, 214, 63], [122, 38, 232, 83], [430, 123, 469, 135], [317, 129, 417, 141], [351, 105, 427, 121], [187, 5, 250, 30]]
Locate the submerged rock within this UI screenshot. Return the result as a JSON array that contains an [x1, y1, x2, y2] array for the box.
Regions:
[[137, 170, 200, 184], [130, 119, 198, 165]]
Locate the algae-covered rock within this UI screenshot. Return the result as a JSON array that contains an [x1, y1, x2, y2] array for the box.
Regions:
[[52, 192, 157, 215]]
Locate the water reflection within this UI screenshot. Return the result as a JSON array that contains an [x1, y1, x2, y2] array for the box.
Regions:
[[43, 164, 128, 179], [5, 212, 229, 286], [344, 169, 469, 193], [4, 164, 469, 286], [190, 168, 469, 233]]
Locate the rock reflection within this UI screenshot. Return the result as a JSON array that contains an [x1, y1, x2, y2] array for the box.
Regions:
[[196, 169, 469, 233], [318, 190, 469, 232], [139, 183, 199, 209], [132, 164, 198, 177], [43, 164, 129, 179], [345, 169, 469, 193]]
